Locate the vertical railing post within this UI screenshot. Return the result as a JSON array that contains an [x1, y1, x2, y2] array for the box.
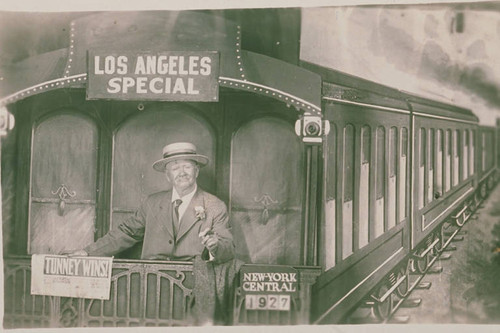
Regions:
[[296, 268, 322, 324], [304, 145, 320, 266]]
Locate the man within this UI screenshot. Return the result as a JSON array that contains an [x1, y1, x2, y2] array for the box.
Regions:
[[68, 142, 238, 325], [70, 142, 234, 263]]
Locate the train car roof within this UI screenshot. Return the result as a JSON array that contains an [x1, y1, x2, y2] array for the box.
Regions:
[[403, 92, 478, 123], [302, 61, 478, 123], [302, 61, 410, 113]]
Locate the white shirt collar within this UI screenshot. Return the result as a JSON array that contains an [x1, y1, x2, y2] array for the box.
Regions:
[[172, 184, 197, 203]]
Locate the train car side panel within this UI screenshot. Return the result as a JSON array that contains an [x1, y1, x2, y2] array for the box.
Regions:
[[312, 100, 411, 323]]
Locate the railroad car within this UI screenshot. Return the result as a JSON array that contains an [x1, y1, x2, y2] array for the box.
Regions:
[[0, 10, 498, 328]]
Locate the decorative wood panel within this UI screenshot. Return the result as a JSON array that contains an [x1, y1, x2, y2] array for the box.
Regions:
[[29, 114, 98, 254], [230, 117, 304, 265]]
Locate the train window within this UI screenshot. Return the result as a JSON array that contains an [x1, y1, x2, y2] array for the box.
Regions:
[[401, 128, 408, 157], [231, 117, 304, 265], [361, 126, 371, 164], [445, 129, 452, 192], [389, 127, 397, 178], [482, 132, 486, 171], [436, 129, 443, 198], [324, 123, 337, 270], [453, 130, 460, 186], [29, 114, 98, 254], [418, 128, 426, 208], [343, 125, 355, 202], [112, 108, 216, 248], [373, 126, 385, 239], [485, 131, 494, 171], [342, 124, 354, 259], [463, 130, 469, 180], [399, 128, 408, 222], [388, 127, 397, 230], [359, 125, 370, 249], [428, 129, 435, 204], [469, 130, 474, 176]]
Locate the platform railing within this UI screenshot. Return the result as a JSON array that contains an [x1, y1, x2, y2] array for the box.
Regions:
[[4, 256, 321, 328], [3, 256, 194, 328]]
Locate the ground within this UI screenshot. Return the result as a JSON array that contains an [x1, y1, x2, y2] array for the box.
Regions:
[[398, 184, 500, 324]]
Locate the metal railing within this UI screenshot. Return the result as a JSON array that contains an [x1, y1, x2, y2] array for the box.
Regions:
[[4, 256, 321, 328], [4, 257, 194, 328]]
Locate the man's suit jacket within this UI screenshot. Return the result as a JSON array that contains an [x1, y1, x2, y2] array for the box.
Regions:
[[84, 188, 234, 263]]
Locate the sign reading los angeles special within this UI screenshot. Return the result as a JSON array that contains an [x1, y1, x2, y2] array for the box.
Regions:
[[31, 254, 113, 300], [240, 265, 299, 311], [86, 51, 220, 101]]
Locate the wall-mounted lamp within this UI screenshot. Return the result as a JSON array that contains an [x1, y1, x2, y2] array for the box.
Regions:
[[0, 106, 15, 136]]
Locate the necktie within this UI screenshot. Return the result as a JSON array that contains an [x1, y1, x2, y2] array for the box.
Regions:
[[172, 199, 182, 239]]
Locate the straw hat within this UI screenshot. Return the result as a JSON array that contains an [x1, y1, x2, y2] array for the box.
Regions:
[[152, 142, 208, 172]]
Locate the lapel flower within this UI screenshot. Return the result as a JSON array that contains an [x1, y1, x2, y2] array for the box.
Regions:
[[194, 206, 206, 220]]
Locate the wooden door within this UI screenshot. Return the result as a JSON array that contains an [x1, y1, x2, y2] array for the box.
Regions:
[[229, 116, 304, 265], [29, 113, 98, 254]]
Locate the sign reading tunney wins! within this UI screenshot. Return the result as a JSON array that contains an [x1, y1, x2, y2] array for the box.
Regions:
[[86, 51, 220, 101], [240, 265, 299, 311], [31, 254, 113, 300]]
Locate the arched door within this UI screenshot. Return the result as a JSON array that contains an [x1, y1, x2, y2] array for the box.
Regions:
[[112, 106, 216, 257], [29, 113, 98, 254], [230, 117, 304, 265]]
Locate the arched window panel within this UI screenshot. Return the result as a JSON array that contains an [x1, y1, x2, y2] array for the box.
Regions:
[[230, 117, 304, 265], [361, 126, 371, 164], [463, 130, 469, 180], [445, 129, 452, 192], [389, 127, 397, 178], [342, 124, 354, 259], [436, 129, 443, 198], [324, 122, 337, 270], [359, 125, 370, 249], [375, 127, 386, 198], [469, 130, 474, 176], [387, 127, 397, 230], [112, 107, 215, 228], [453, 130, 460, 186], [401, 128, 408, 158], [343, 125, 355, 202], [373, 126, 385, 239], [418, 128, 426, 209], [398, 128, 408, 222], [30, 114, 98, 254], [428, 129, 434, 203]]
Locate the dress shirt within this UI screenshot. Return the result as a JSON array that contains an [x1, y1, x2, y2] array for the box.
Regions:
[[171, 184, 197, 221]]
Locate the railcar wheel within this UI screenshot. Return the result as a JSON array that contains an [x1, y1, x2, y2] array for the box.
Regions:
[[480, 183, 487, 199], [373, 284, 392, 321], [471, 193, 479, 211], [415, 252, 429, 274], [455, 209, 466, 227], [487, 176, 494, 190], [395, 266, 410, 298]]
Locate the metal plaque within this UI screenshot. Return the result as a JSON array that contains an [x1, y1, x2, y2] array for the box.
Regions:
[[87, 51, 220, 102], [240, 265, 299, 311]]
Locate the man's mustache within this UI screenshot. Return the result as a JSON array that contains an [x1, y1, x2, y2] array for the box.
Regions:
[[175, 174, 191, 181]]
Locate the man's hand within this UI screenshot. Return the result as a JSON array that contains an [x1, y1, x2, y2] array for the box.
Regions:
[[199, 228, 219, 252], [61, 249, 89, 257]]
